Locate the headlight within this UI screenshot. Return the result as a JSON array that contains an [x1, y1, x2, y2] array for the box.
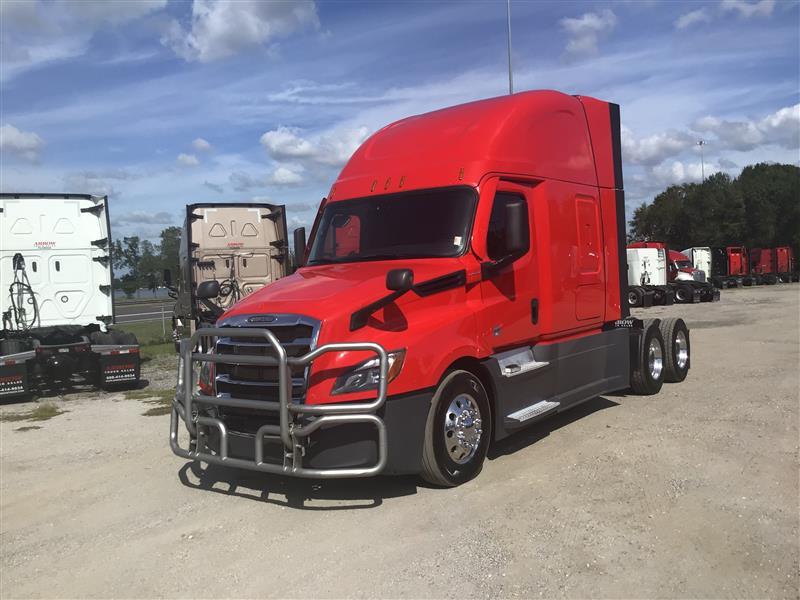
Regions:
[[331, 349, 406, 395]]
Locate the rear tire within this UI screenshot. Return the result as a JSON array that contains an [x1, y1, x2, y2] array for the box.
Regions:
[[111, 331, 138, 346], [89, 331, 114, 345], [630, 321, 666, 396], [627, 287, 644, 307], [421, 370, 491, 487], [658, 318, 690, 383], [675, 285, 692, 303]]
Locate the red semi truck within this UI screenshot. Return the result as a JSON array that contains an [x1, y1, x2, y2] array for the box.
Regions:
[[750, 246, 797, 283], [749, 248, 779, 285], [171, 91, 692, 486]]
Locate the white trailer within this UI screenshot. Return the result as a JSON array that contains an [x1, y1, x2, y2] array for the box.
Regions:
[[1, 193, 140, 397]]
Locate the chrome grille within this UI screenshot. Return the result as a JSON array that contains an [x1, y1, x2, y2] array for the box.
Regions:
[[213, 314, 319, 434]]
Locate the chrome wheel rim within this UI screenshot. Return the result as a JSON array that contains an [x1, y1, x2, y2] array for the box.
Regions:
[[444, 393, 483, 464], [627, 291, 638, 305], [675, 330, 689, 369], [648, 338, 663, 380]]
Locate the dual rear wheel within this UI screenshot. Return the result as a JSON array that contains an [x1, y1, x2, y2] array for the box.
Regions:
[[630, 318, 690, 395]]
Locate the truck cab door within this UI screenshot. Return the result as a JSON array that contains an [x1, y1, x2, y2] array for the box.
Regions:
[[476, 180, 539, 350]]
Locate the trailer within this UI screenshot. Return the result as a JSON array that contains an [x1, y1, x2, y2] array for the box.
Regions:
[[171, 90, 694, 486], [168, 203, 289, 347], [1, 194, 140, 398]]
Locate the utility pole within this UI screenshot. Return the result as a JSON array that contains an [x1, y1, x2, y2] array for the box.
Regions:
[[697, 139, 706, 182], [506, 0, 513, 95]]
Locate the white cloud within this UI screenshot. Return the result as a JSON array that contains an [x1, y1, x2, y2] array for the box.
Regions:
[[55, 0, 168, 26], [162, 0, 319, 63], [720, 0, 776, 19], [260, 125, 369, 168], [203, 180, 224, 193], [192, 137, 212, 151], [229, 171, 264, 191], [675, 8, 713, 29], [260, 127, 315, 159], [0, 124, 45, 162], [113, 210, 175, 226], [267, 165, 304, 186], [560, 9, 617, 58], [0, 0, 167, 81], [693, 103, 800, 151], [621, 126, 695, 166], [63, 173, 117, 198], [177, 153, 199, 166]]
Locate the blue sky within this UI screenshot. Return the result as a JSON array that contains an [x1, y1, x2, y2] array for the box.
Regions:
[[1, 0, 798, 240]]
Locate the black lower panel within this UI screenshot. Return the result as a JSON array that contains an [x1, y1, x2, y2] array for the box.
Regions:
[[204, 390, 432, 475], [487, 328, 630, 441]]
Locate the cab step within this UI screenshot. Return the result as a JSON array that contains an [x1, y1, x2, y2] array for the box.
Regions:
[[506, 400, 561, 424]]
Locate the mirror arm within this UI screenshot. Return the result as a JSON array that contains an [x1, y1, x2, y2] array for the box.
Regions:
[[200, 298, 225, 319], [480, 252, 522, 280], [349, 288, 410, 331]]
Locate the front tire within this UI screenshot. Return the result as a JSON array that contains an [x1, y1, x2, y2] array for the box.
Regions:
[[421, 370, 491, 487]]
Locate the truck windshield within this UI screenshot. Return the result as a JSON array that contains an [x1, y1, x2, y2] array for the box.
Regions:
[[307, 187, 476, 265]]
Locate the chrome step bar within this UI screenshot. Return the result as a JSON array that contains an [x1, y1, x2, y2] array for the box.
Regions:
[[507, 400, 560, 423]]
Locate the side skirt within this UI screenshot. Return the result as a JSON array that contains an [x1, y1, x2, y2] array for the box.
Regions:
[[486, 328, 630, 441]]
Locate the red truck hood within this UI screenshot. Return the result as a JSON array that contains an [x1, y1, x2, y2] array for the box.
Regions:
[[221, 258, 468, 324]]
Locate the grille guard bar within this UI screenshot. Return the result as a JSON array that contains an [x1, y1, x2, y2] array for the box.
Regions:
[[170, 327, 389, 478]]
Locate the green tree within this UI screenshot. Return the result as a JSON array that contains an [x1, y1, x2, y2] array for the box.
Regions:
[[159, 226, 181, 283], [138, 239, 161, 294]]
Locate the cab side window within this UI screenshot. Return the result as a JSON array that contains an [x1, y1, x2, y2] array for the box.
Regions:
[[486, 192, 530, 261]]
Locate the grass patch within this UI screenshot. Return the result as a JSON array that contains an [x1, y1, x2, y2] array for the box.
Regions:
[[124, 388, 174, 417], [140, 342, 175, 362], [114, 320, 172, 346], [1, 403, 65, 423]]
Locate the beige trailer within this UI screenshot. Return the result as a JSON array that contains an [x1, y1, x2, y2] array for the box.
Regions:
[[169, 203, 288, 342]]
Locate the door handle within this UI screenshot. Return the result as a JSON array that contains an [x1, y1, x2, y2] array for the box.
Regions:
[[531, 298, 539, 324]]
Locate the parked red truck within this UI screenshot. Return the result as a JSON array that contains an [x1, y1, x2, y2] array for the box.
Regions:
[[171, 91, 692, 486], [749, 248, 779, 285]]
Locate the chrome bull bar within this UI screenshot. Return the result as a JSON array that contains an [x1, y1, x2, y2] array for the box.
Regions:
[[170, 327, 389, 478]]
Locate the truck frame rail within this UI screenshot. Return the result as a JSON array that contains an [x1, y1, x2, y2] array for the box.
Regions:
[[170, 327, 389, 478]]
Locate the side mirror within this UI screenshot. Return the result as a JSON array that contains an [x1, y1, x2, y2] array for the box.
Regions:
[[293, 227, 307, 269], [196, 280, 220, 299], [163, 269, 172, 287], [503, 199, 527, 256], [386, 268, 414, 292]]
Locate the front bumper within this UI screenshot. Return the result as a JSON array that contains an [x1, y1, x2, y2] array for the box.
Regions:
[[170, 327, 430, 478]]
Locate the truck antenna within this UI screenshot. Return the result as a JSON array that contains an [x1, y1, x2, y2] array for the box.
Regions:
[[506, 0, 514, 95]]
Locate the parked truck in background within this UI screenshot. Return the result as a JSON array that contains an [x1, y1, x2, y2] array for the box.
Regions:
[[625, 247, 674, 307], [171, 91, 693, 486], [627, 242, 718, 304], [707, 246, 755, 288], [749, 248, 779, 285], [0, 193, 140, 398], [773, 246, 797, 282], [168, 203, 289, 346]]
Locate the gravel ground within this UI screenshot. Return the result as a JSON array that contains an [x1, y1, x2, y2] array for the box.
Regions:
[[1, 285, 798, 599]]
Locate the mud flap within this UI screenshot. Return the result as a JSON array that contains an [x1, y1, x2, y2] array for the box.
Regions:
[[99, 352, 141, 387], [0, 362, 29, 398]]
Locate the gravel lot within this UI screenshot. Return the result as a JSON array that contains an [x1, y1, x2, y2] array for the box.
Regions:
[[1, 285, 798, 598]]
